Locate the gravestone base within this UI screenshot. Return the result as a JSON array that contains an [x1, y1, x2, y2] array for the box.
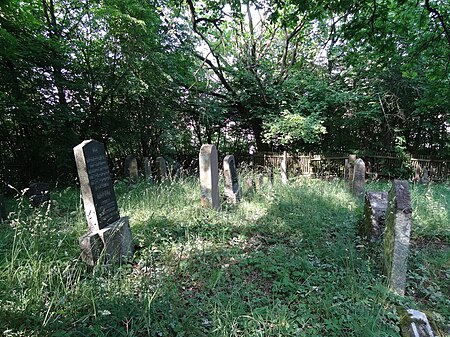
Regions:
[[400, 309, 435, 337], [360, 191, 388, 241], [79, 217, 134, 266]]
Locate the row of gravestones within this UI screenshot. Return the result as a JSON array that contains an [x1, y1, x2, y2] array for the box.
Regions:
[[124, 155, 171, 183], [359, 180, 436, 337]]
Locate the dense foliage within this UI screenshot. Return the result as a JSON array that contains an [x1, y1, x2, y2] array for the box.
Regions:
[[1, 0, 449, 186]]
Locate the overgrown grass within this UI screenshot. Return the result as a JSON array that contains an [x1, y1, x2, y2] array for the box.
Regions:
[[0, 176, 448, 336]]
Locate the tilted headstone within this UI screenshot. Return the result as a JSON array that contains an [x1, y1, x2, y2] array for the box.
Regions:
[[352, 158, 365, 197], [223, 155, 240, 203], [143, 157, 152, 181], [74, 140, 133, 265], [25, 182, 50, 207], [383, 180, 412, 295], [0, 193, 7, 220], [74, 140, 120, 232], [155, 157, 168, 182], [124, 155, 139, 183], [281, 151, 288, 184], [402, 309, 435, 337], [199, 144, 219, 209], [360, 191, 388, 241]]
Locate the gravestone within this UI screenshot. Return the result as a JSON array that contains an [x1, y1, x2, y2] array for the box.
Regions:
[[420, 168, 430, 185], [360, 191, 388, 241], [383, 180, 412, 295], [402, 309, 435, 337], [199, 144, 219, 208], [223, 155, 240, 203], [246, 178, 256, 194], [26, 182, 50, 207], [344, 159, 349, 180], [155, 157, 168, 182], [347, 154, 357, 188], [124, 155, 139, 183], [74, 140, 133, 265], [143, 157, 152, 181], [0, 194, 6, 220], [352, 158, 366, 197], [281, 151, 288, 184], [268, 167, 274, 186], [258, 173, 264, 188]]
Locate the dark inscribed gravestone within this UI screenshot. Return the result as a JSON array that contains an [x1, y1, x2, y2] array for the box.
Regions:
[[199, 144, 219, 209], [223, 155, 240, 203], [360, 191, 388, 241], [352, 158, 365, 197], [74, 140, 133, 265], [0, 194, 6, 220], [281, 151, 288, 184], [155, 157, 168, 182], [143, 157, 152, 181], [383, 180, 412, 295], [124, 155, 139, 183]]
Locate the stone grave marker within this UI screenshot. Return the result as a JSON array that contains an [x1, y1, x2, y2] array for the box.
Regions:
[[246, 178, 256, 194], [223, 155, 240, 203], [347, 154, 357, 188], [268, 167, 274, 186], [420, 168, 430, 185], [352, 158, 366, 197], [143, 157, 152, 181], [402, 309, 435, 337], [0, 193, 7, 220], [124, 155, 139, 183], [281, 151, 288, 184], [360, 191, 388, 241], [199, 144, 219, 209], [383, 180, 412, 295], [257, 173, 264, 188], [155, 157, 168, 182], [25, 182, 50, 207], [74, 140, 133, 265]]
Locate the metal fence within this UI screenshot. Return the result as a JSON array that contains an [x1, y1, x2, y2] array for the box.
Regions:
[[253, 152, 450, 181]]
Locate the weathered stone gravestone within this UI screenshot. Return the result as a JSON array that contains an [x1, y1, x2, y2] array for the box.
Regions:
[[155, 157, 168, 182], [402, 309, 435, 337], [344, 159, 349, 180], [268, 167, 274, 186], [347, 154, 357, 188], [257, 173, 264, 188], [223, 155, 240, 203], [25, 182, 50, 207], [383, 180, 412, 295], [143, 157, 152, 181], [0, 193, 7, 220], [281, 151, 288, 184], [199, 144, 219, 209], [74, 140, 134, 265], [246, 178, 256, 194], [420, 168, 430, 185], [352, 158, 366, 197], [360, 191, 388, 241], [124, 155, 139, 183]]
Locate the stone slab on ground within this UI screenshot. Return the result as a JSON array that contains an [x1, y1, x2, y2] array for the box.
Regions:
[[360, 191, 388, 241], [79, 217, 134, 266]]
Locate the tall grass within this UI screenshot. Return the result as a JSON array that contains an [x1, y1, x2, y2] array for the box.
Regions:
[[0, 177, 448, 336]]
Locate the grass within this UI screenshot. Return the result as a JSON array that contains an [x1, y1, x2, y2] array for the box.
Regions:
[[0, 174, 449, 336]]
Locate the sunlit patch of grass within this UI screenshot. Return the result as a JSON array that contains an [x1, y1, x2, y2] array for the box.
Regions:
[[0, 177, 448, 336]]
